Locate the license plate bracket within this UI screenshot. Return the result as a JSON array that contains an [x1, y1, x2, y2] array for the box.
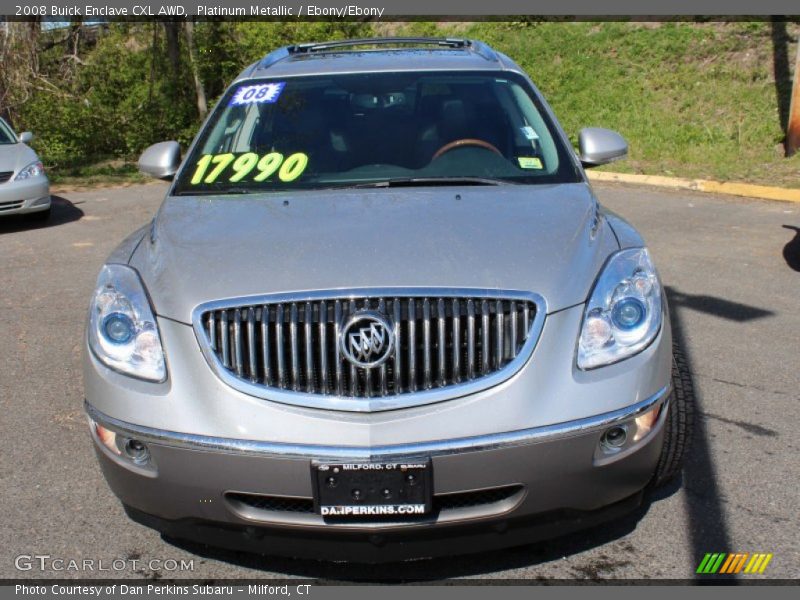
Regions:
[[311, 460, 432, 518]]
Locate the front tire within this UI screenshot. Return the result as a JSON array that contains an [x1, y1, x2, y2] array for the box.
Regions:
[[651, 344, 695, 487]]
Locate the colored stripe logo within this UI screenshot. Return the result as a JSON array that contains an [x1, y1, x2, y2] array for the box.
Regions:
[[696, 553, 773, 574]]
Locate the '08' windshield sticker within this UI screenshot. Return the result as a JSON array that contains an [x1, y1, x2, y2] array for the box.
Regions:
[[229, 82, 286, 106]]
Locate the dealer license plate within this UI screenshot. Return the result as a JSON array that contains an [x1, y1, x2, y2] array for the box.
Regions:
[[311, 460, 432, 518]]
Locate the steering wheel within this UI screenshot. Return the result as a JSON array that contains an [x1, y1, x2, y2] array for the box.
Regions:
[[431, 138, 503, 161]]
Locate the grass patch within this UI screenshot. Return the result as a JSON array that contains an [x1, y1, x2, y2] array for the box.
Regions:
[[48, 160, 149, 187], [391, 21, 800, 188]]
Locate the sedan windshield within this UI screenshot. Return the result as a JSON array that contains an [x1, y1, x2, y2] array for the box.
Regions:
[[0, 120, 16, 145], [173, 70, 580, 195]]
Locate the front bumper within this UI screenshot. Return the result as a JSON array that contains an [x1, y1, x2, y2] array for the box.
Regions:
[[123, 490, 646, 563], [85, 300, 673, 560], [86, 384, 670, 561], [0, 176, 50, 215]]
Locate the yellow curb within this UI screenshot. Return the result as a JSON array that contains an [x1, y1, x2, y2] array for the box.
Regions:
[[587, 171, 800, 203], [47, 171, 800, 203]]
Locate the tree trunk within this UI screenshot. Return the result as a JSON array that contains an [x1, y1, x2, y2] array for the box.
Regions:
[[184, 20, 207, 119], [148, 23, 158, 104], [0, 19, 9, 122], [67, 19, 82, 59], [163, 22, 181, 80]]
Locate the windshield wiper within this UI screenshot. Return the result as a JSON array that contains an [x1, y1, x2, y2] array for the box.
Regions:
[[176, 177, 512, 195], [352, 177, 512, 188], [176, 188, 267, 196]]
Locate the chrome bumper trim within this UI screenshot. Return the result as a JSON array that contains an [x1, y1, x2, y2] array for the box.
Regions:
[[85, 384, 670, 461]]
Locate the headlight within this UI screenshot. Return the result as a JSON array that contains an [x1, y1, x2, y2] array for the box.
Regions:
[[14, 161, 44, 181], [88, 264, 166, 382], [577, 247, 662, 369]]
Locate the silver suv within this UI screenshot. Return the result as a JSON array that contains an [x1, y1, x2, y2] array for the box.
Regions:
[[84, 38, 692, 562]]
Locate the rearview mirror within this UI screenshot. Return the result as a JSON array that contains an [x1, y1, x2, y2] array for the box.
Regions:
[[138, 141, 181, 180], [578, 128, 628, 168], [18, 132, 34, 144]]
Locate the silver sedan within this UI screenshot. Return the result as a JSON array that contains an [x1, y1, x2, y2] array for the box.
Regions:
[[0, 118, 51, 220]]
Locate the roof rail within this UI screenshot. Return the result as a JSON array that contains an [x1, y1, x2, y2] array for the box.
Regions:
[[258, 46, 292, 69], [288, 37, 473, 54], [256, 38, 499, 72]]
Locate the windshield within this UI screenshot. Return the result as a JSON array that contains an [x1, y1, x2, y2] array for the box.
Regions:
[[0, 119, 16, 145], [173, 71, 580, 195]]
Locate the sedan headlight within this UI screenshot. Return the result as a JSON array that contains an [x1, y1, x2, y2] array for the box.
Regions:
[[88, 264, 166, 382], [577, 247, 662, 370], [14, 161, 45, 181]]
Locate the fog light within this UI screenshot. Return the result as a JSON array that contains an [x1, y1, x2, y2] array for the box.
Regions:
[[601, 425, 628, 450], [123, 439, 150, 464]]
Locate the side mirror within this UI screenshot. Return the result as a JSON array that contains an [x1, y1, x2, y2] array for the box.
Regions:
[[138, 141, 181, 180], [18, 132, 34, 144], [578, 127, 628, 168]]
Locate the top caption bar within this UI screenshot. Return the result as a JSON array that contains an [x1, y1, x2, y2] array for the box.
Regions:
[[1, 0, 800, 18]]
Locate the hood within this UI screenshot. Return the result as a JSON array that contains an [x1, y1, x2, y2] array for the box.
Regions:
[[0, 143, 38, 175], [130, 183, 619, 324]]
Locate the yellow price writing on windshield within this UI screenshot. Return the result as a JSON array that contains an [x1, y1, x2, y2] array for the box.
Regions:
[[190, 152, 309, 185]]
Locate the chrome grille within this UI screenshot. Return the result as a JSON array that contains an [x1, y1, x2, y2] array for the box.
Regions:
[[0, 172, 14, 184], [195, 289, 544, 412]]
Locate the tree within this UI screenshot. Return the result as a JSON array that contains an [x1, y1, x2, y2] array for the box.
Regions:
[[184, 20, 207, 119], [0, 19, 41, 125]]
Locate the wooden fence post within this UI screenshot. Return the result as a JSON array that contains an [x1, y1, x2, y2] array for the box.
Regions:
[[787, 34, 800, 156]]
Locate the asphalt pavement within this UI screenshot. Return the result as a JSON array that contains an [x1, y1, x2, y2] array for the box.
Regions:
[[1, 181, 798, 581]]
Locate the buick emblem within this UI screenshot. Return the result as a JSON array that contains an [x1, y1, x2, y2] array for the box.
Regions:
[[340, 310, 394, 368]]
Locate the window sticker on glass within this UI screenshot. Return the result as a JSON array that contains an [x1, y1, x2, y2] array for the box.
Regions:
[[229, 82, 286, 106], [521, 126, 539, 141], [190, 152, 308, 184], [518, 156, 543, 170]]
